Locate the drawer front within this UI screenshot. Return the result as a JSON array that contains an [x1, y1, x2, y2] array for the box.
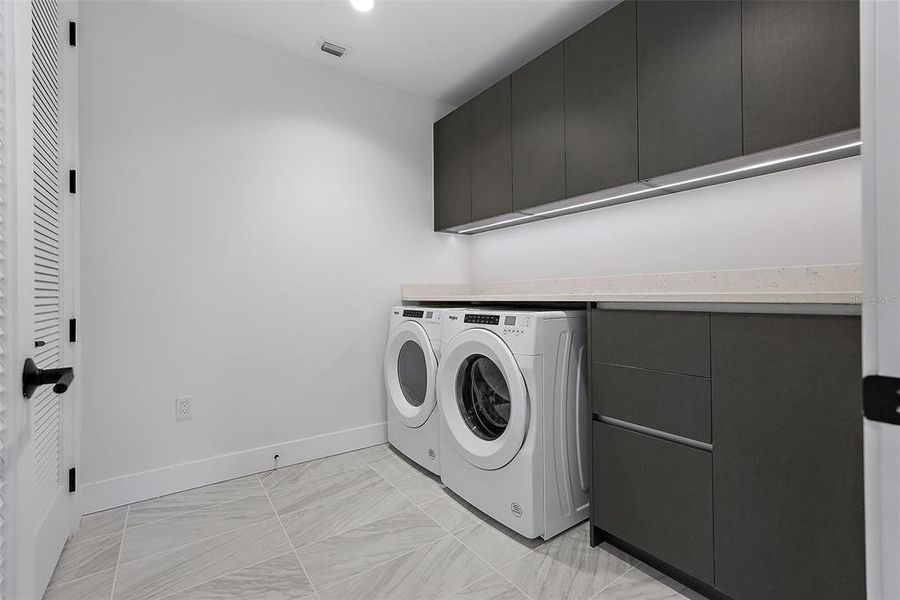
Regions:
[[592, 422, 714, 585], [592, 363, 711, 443], [592, 309, 710, 377]]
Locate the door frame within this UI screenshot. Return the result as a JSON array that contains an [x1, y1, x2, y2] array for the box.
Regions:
[[861, 1, 900, 598]]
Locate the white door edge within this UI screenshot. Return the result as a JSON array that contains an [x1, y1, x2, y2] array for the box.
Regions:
[[861, 1, 900, 597], [384, 321, 438, 427]]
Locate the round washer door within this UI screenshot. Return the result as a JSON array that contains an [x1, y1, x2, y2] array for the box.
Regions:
[[384, 321, 438, 427], [437, 328, 528, 470]]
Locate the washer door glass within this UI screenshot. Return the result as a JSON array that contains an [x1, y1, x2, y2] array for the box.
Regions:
[[457, 355, 510, 440], [398, 340, 427, 408]]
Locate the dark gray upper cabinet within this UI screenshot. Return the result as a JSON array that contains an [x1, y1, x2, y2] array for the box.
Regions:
[[636, 0, 742, 179], [564, 1, 638, 197], [742, 0, 860, 154], [470, 77, 513, 222], [711, 313, 865, 600], [433, 105, 470, 230], [512, 43, 565, 212]]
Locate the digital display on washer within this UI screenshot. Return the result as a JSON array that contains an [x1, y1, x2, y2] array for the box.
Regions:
[[403, 310, 424, 318], [504, 316, 517, 326], [464, 314, 500, 325]]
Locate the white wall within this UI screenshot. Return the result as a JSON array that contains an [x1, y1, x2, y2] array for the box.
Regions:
[[469, 156, 862, 281], [79, 1, 467, 510]]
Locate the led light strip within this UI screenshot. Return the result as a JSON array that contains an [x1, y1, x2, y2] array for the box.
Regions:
[[457, 214, 534, 234], [457, 139, 860, 233], [658, 140, 861, 191]]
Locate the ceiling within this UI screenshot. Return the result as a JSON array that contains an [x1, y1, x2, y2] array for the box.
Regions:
[[162, 0, 617, 106]]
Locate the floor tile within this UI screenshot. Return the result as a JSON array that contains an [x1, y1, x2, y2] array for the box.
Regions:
[[419, 492, 484, 533], [175, 552, 314, 600], [500, 526, 635, 600], [455, 519, 543, 570], [267, 464, 381, 515], [72, 506, 128, 541], [259, 452, 365, 491], [121, 493, 275, 564], [127, 475, 263, 527], [49, 532, 122, 585], [590, 564, 687, 600], [391, 471, 445, 505], [297, 506, 446, 589], [318, 535, 492, 600], [366, 452, 424, 484], [447, 571, 528, 600], [352, 443, 395, 463], [43, 567, 116, 600], [281, 478, 412, 548], [113, 518, 290, 600]]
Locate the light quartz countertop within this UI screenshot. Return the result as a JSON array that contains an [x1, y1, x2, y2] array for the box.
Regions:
[[401, 264, 862, 305]]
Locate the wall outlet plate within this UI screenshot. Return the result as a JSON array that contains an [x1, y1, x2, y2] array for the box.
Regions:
[[176, 396, 193, 421]]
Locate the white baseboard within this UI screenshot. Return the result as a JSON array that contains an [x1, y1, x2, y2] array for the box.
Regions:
[[78, 422, 387, 515]]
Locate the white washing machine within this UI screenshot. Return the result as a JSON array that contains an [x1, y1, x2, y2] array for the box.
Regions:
[[437, 308, 589, 539], [384, 305, 446, 475]]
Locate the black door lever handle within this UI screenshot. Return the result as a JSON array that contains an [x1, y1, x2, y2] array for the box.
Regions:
[[23, 358, 75, 399]]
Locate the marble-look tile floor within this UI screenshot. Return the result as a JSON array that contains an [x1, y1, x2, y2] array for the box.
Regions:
[[44, 445, 711, 600]]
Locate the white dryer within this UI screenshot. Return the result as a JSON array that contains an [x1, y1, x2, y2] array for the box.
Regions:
[[437, 309, 589, 539], [384, 306, 446, 475]]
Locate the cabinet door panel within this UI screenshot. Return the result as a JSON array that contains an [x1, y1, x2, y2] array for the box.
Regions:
[[711, 313, 865, 600], [637, 0, 742, 179], [742, 0, 860, 153], [512, 44, 565, 211], [470, 77, 513, 221], [565, 1, 638, 197], [593, 422, 713, 585], [433, 105, 470, 230], [592, 309, 710, 377]]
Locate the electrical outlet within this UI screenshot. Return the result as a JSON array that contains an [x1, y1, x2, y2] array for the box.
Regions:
[[175, 396, 193, 421]]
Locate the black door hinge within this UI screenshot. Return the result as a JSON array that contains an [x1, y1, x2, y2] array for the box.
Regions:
[[69, 169, 76, 194], [864, 375, 900, 425], [68, 467, 76, 493], [68, 21, 76, 47], [69, 318, 77, 343]]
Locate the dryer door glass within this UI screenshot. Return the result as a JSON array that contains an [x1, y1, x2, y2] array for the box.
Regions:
[[398, 340, 427, 407], [457, 354, 510, 440]]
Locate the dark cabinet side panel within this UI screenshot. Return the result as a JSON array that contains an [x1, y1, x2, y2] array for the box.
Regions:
[[592, 309, 710, 377], [636, 1, 742, 179], [512, 43, 566, 211], [711, 313, 865, 600], [742, 0, 860, 154], [593, 422, 714, 585], [564, 1, 638, 197], [470, 77, 513, 221], [433, 105, 471, 230]]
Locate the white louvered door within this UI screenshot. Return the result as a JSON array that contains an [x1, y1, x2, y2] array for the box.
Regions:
[[29, 0, 79, 595]]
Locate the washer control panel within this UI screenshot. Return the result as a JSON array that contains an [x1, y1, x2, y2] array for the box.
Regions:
[[464, 314, 500, 325], [394, 307, 441, 325]]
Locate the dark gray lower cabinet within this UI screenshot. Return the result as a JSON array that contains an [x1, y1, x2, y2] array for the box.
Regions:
[[470, 77, 513, 222], [742, 0, 860, 153], [511, 43, 565, 212], [593, 422, 714, 585], [636, 0, 742, 179], [591, 308, 866, 600], [433, 105, 470, 230], [711, 313, 865, 600], [564, 0, 638, 197]]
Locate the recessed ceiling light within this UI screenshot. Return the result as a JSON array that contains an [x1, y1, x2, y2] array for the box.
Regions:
[[351, 0, 374, 12]]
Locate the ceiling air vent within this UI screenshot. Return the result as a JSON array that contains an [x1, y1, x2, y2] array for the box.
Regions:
[[320, 40, 347, 58]]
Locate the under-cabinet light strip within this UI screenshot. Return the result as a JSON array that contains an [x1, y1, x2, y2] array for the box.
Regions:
[[534, 140, 861, 217], [458, 139, 861, 233], [657, 140, 862, 192], [457, 215, 534, 234]]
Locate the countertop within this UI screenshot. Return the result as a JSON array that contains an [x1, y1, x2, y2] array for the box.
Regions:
[[401, 264, 862, 305]]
